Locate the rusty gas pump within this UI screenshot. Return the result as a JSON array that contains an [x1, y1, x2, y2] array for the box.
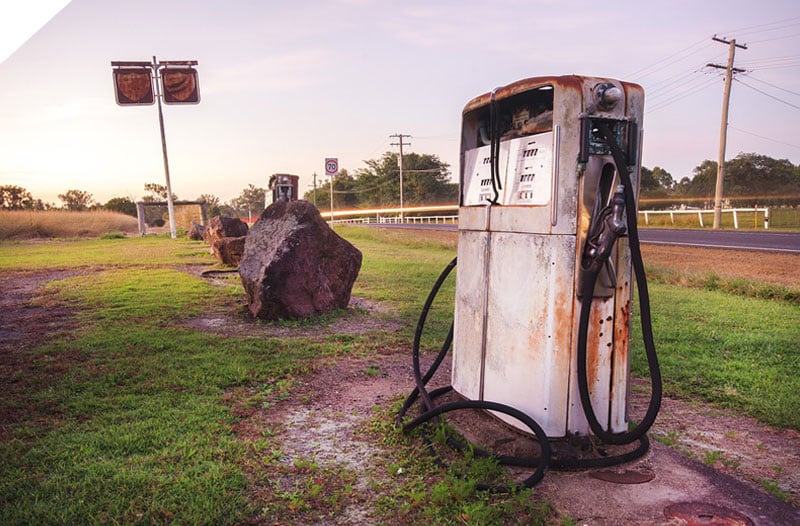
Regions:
[[267, 173, 300, 206], [399, 75, 661, 489]]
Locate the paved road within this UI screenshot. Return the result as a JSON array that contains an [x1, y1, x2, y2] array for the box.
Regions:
[[638, 228, 800, 254], [374, 224, 800, 254]]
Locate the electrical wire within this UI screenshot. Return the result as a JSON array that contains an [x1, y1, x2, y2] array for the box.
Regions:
[[735, 77, 800, 111], [718, 16, 800, 38], [625, 39, 713, 81], [646, 74, 721, 113], [729, 125, 800, 150]]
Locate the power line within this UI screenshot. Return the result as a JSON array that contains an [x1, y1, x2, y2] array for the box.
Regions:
[[646, 68, 708, 98], [646, 73, 721, 113], [750, 32, 800, 44], [625, 38, 712, 80], [734, 78, 800, 111], [741, 73, 800, 98], [719, 16, 800, 38], [737, 54, 800, 70], [729, 125, 800, 150]]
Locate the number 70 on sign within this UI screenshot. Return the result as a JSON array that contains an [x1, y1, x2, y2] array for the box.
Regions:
[[325, 158, 339, 177]]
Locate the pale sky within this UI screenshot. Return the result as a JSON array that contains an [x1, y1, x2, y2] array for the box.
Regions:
[[1, 0, 798, 206]]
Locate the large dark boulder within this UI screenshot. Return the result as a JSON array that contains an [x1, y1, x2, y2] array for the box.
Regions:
[[213, 236, 247, 267], [205, 216, 249, 265], [205, 215, 249, 243], [239, 200, 362, 320], [187, 221, 206, 241]]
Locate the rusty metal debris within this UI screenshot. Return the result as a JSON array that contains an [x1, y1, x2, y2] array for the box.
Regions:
[[663, 502, 753, 526], [589, 468, 655, 484]]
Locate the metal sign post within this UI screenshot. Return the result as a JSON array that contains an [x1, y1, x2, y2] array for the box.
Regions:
[[325, 158, 338, 224], [152, 57, 177, 238], [111, 57, 200, 239]]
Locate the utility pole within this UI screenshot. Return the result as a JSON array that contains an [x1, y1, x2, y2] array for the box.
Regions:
[[311, 172, 318, 207], [708, 36, 746, 229], [390, 133, 411, 222]]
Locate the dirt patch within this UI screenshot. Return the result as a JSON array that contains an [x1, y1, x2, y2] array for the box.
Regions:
[[630, 378, 800, 507], [640, 244, 800, 289], [184, 294, 402, 339], [0, 269, 90, 440]]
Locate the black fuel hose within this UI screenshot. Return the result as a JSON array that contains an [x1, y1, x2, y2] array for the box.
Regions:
[[397, 257, 551, 491], [575, 121, 662, 445]]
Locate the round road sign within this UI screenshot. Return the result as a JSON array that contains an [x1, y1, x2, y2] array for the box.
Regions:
[[325, 158, 339, 176]]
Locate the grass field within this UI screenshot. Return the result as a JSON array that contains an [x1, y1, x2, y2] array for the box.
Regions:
[[0, 210, 139, 239], [0, 229, 797, 524]]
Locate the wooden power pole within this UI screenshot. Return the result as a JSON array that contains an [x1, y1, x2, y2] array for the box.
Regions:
[[707, 36, 746, 229], [390, 133, 411, 222]]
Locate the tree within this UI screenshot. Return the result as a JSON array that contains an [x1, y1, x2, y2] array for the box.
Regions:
[[197, 193, 221, 217], [725, 153, 797, 204], [308, 152, 455, 209], [686, 160, 718, 198], [142, 183, 177, 202], [58, 189, 95, 211], [229, 184, 266, 217], [682, 154, 799, 206], [140, 183, 173, 226], [104, 197, 137, 217], [640, 166, 674, 197], [304, 169, 360, 209], [0, 185, 33, 209]]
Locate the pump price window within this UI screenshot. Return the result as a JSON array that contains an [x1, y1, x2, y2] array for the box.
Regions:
[[461, 133, 553, 207], [505, 132, 553, 206]]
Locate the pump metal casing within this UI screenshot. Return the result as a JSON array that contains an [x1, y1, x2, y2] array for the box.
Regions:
[[452, 75, 644, 438]]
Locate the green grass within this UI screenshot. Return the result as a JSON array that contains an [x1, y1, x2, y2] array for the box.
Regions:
[[365, 404, 557, 525], [0, 230, 797, 524], [645, 266, 800, 305], [631, 282, 800, 429], [0, 236, 212, 270]]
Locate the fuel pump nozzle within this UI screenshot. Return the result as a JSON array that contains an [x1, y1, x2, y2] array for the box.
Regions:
[[582, 185, 627, 276]]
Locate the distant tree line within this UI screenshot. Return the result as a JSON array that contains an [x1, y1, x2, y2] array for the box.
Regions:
[[301, 151, 457, 209], [640, 152, 799, 208], [3, 151, 795, 220]]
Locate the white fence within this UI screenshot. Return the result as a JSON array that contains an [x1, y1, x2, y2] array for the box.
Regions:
[[639, 208, 770, 229], [332, 215, 458, 225], [329, 207, 771, 230]]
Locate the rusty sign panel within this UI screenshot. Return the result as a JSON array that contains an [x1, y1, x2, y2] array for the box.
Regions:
[[161, 68, 200, 104], [113, 68, 154, 106]]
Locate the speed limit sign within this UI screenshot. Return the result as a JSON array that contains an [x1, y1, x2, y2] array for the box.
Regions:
[[324, 158, 339, 177]]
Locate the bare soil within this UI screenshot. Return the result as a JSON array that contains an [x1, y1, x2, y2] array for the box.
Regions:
[[1, 244, 798, 521]]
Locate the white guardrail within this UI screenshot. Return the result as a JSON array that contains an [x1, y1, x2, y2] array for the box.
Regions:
[[326, 206, 770, 230], [640, 208, 770, 229], [332, 215, 458, 225]]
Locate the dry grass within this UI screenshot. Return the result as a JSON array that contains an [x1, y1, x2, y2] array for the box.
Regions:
[[640, 244, 799, 289], [0, 210, 139, 239]]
